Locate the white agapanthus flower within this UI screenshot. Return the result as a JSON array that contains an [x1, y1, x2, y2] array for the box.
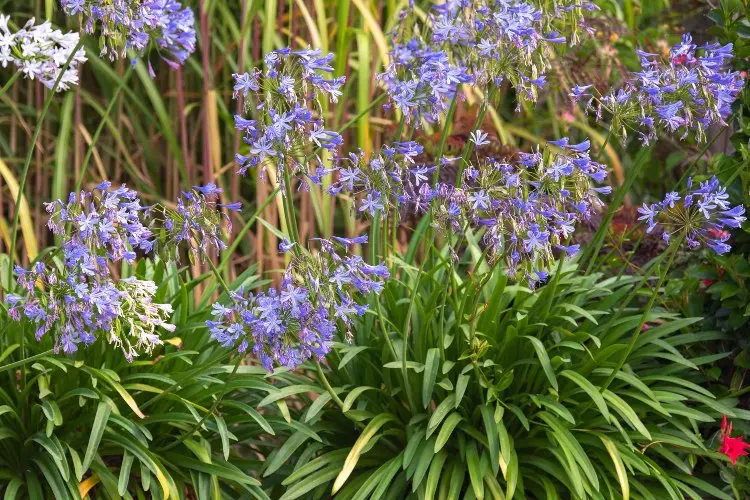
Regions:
[[116, 277, 175, 361], [0, 14, 87, 91]]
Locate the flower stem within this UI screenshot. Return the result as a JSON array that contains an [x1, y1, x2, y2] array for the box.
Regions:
[[74, 64, 135, 192], [0, 72, 20, 98], [315, 360, 346, 409], [0, 349, 54, 373], [161, 354, 244, 452], [6, 39, 84, 293], [599, 236, 682, 392], [456, 88, 495, 188]]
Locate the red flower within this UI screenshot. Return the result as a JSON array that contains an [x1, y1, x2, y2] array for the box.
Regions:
[[672, 54, 688, 65], [721, 435, 749, 464], [701, 279, 714, 287], [720, 416, 749, 465]]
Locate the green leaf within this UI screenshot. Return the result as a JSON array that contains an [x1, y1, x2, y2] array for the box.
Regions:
[[603, 390, 652, 440], [282, 449, 349, 486], [466, 442, 484, 499], [162, 453, 260, 487], [427, 394, 457, 438], [304, 391, 334, 423], [216, 415, 230, 460], [424, 450, 448, 499], [67, 445, 83, 482], [257, 385, 324, 407], [82, 367, 145, 418], [383, 361, 425, 372], [3, 478, 23, 500], [504, 448, 519, 499], [343, 386, 377, 412], [411, 436, 436, 490], [404, 429, 426, 469], [524, 336, 558, 391], [333, 413, 398, 494], [338, 346, 370, 369], [497, 417, 511, 468], [0, 345, 20, 364], [600, 435, 629, 500], [560, 370, 610, 420], [422, 348, 441, 408], [479, 405, 499, 475], [222, 401, 275, 435], [455, 373, 470, 408], [83, 401, 111, 473], [118, 451, 134, 497], [434, 413, 463, 453], [264, 431, 310, 477], [349, 455, 403, 500], [448, 462, 466, 499], [32, 456, 68, 500], [280, 464, 341, 500], [538, 412, 599, 492]]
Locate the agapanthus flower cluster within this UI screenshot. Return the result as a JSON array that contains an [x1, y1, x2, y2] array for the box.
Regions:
[[233, 48, 345, 188], [7, 265, 174, 361], [6, 181, 237, 359], [380, 0, 596, 122], [328, 140, 427, 216], [377, 38, 473, 124], [45, 181, 155, 273], [61, 0, 196, 65], [429, 135, 609, 285], [6, 183, 176, 360], [0, 15, 86, 91], [572, 34, 745, 144], [637, 176, 745, 254], [157, 183, 240, 261], [207, 237, 389, 371]]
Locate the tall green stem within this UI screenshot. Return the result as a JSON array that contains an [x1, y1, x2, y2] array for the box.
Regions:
[[599, 236, 682, 392], [6, 40, 84, 292], [455, 88, 495, 187], [0, 72, 20, 98], [316, 361, 346, 409], [74, 64, 135, 192], [161, 354, 244, 451], [0, 349, 54, 373], [580, 145, 653, 273]]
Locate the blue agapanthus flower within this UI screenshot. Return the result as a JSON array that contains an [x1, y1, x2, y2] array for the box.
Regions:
[[381, 0, 596, 119], [574, 34, 746, 144], [7, 182, 237, 360], [232, 48, 345, 188], [61, 0, 196, 65], [206, 237, 389, 371], [377, 39, 472, 125], [8, 183, 176, 360], [638, 176, 746, 254]]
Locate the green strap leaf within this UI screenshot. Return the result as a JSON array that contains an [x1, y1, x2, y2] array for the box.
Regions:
[[257, 385, 324, 407], [343, 386, 378, 412], [466, 442, 484, 499], [422, 348, 441, 408], [215, 415, 231, 460], [434, 413, 463, 453], [600, 435, 629, 500], [524, 336, 558, 391], [479, 405, 499, 476], [560, 370, 610, 420], [82, 401, 111, 473], [332, 413, 398, 494]]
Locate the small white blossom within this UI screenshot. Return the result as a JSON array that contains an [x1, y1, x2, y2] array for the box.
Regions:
[[0, 15, 86, 91]]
